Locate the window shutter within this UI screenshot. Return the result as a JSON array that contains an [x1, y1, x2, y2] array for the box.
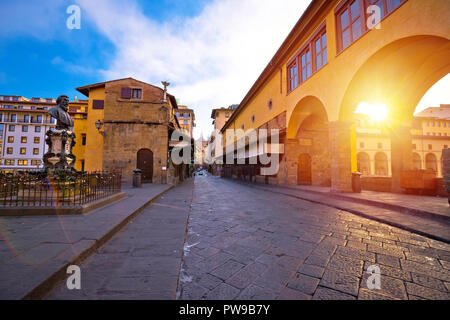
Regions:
[[92, 100, 104, 109], [121, 87, 131, 99]]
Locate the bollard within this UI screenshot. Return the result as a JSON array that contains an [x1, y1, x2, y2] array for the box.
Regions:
[[132, 169, 142, 188], [352, 172, 362, 193]]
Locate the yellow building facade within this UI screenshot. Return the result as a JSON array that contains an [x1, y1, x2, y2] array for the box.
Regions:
[[221, 0, 450, 193]]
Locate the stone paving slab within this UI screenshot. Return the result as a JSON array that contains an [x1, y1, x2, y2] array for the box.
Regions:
[[273, 184, 450, 220], [0, 183, 172, 300], [243, 182, 450, 244], [45, 180, 192, 300], [178, 176, 450, 300]]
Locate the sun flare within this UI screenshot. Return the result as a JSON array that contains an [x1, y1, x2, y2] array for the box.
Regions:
[[355, 102, 389, 121]]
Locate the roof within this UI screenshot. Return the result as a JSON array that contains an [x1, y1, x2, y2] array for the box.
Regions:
[[76, 77, 170, 97], [415, 105, 450, 120]]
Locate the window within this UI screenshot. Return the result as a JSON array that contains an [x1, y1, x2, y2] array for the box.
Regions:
[[18, 160, 28, 166], [22, 125, 28, 132], [432, 122, 435, 127], [252, 115, 255, 123], [336, 0, 407, 52], [7, 147, 13, 154], [9, 125, 15, 132], [92, 100, 104, 110], [428, 144, 432, 150], [426, 122, 429, 126], [360, 142, 365, 148], [34, 137, 40, 144], [184, 113, 190, 118], [438, 122, 441, 127], [337, 0, 363, 51], [21, 137, 27, 143], [287, 60, 299, 92], [268, 99, 273, 110], [131, 88, 142, 99], [11, 114, 16, 122], [300, 48, 312, 83], [5, 159, 14, 165], [412, 144, 416, 150], [35, 126, 41, 133], [314, 31, 328, 71], [31, 160, 41, 166], [82, 134, 86, 146], [24, 115, 30, 122], [225, 112, 230, 118], [377, 142, 382, 149], [33, 148, 39, 155], [8, 136, 14, 143], [184, 120, 188, 125], [20, 147, 26, 155]]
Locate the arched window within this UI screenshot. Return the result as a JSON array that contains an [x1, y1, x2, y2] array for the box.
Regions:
[[412, 153, 422, 170], [375, 152, 388, 176], [425, 153, 437, 172], [357, 152, 370, 175]]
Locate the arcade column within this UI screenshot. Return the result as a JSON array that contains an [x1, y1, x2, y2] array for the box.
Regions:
[[390, 125, 413, 193]]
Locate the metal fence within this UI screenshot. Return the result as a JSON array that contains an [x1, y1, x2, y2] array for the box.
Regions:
[[0, 171, 122, 207]]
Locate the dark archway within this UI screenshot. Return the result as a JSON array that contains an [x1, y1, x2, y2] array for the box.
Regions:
[[357, 152, 370, 176], [137, 148, 154, 183]]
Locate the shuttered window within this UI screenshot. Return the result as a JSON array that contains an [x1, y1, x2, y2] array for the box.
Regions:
[[121, 87, 132, 99], [92, 99, 104, 109]]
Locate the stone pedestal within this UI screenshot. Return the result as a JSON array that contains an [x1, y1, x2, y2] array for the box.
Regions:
[[390, 125, 413, 193], [43, 129, 76, 172], [329, 121, 355, 193]]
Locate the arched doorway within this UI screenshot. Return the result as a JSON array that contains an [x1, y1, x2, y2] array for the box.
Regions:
[[137, 149, 153, 182], [425, 153, 438, 173], [298, 153, 312, 185], [357, 152, 370, 175], [287, 95, 330, 186], [375, 152, 388, 176], [412, 153, 422, 170]]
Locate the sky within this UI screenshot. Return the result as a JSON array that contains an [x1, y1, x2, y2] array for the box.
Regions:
[[0, 0, 449, 140]]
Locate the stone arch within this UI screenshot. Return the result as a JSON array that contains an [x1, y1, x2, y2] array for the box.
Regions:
[[412, 152, 422, 170], [425, 153, 438, 173], [339, 35, 450, 123], [357, 152, 370, 176], [285, 95, 330, 186], [375, 152, 389, 176]]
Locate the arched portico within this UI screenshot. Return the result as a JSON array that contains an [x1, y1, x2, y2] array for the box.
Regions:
[[285, 96, 331, 186], [333, 35, 450, 192]]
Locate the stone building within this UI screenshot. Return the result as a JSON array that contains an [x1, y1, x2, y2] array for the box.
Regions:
[[176, 105, 195, 138], [356, 105, 450, 178], [75, 77, 188, 185]]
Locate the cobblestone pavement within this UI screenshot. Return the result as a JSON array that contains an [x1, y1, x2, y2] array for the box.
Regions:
[[45, 182, 192, 300], [178, 176, 450, 300]]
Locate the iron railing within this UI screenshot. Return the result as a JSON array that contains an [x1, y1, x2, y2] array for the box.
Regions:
[[0, 171, 122, 208]]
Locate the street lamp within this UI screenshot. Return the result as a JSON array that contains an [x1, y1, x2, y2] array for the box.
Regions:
[[95, 120, 105, 136]]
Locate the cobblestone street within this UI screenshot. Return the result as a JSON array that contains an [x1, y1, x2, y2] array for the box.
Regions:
[[178, 175, 450, 300]]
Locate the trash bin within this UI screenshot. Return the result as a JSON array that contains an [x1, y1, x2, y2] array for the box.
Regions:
[[133, 169, 142, 188], [352, 172, 362, 193]]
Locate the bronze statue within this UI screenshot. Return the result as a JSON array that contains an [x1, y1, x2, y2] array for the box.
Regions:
[[48, 95, 74, 130]]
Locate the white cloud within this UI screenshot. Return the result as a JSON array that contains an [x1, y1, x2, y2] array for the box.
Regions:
[[76, 0, 311, 139]]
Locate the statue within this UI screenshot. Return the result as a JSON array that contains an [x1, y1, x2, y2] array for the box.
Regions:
[[48, 95, 74, 130], [43, 94, 76, 172]]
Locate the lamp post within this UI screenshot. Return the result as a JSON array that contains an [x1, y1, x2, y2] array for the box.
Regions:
[[95, 120, 105, 136]]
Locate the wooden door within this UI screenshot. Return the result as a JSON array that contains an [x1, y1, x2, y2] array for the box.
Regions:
[[298, 153, 312, 185], [137, 149, 153, 183]]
